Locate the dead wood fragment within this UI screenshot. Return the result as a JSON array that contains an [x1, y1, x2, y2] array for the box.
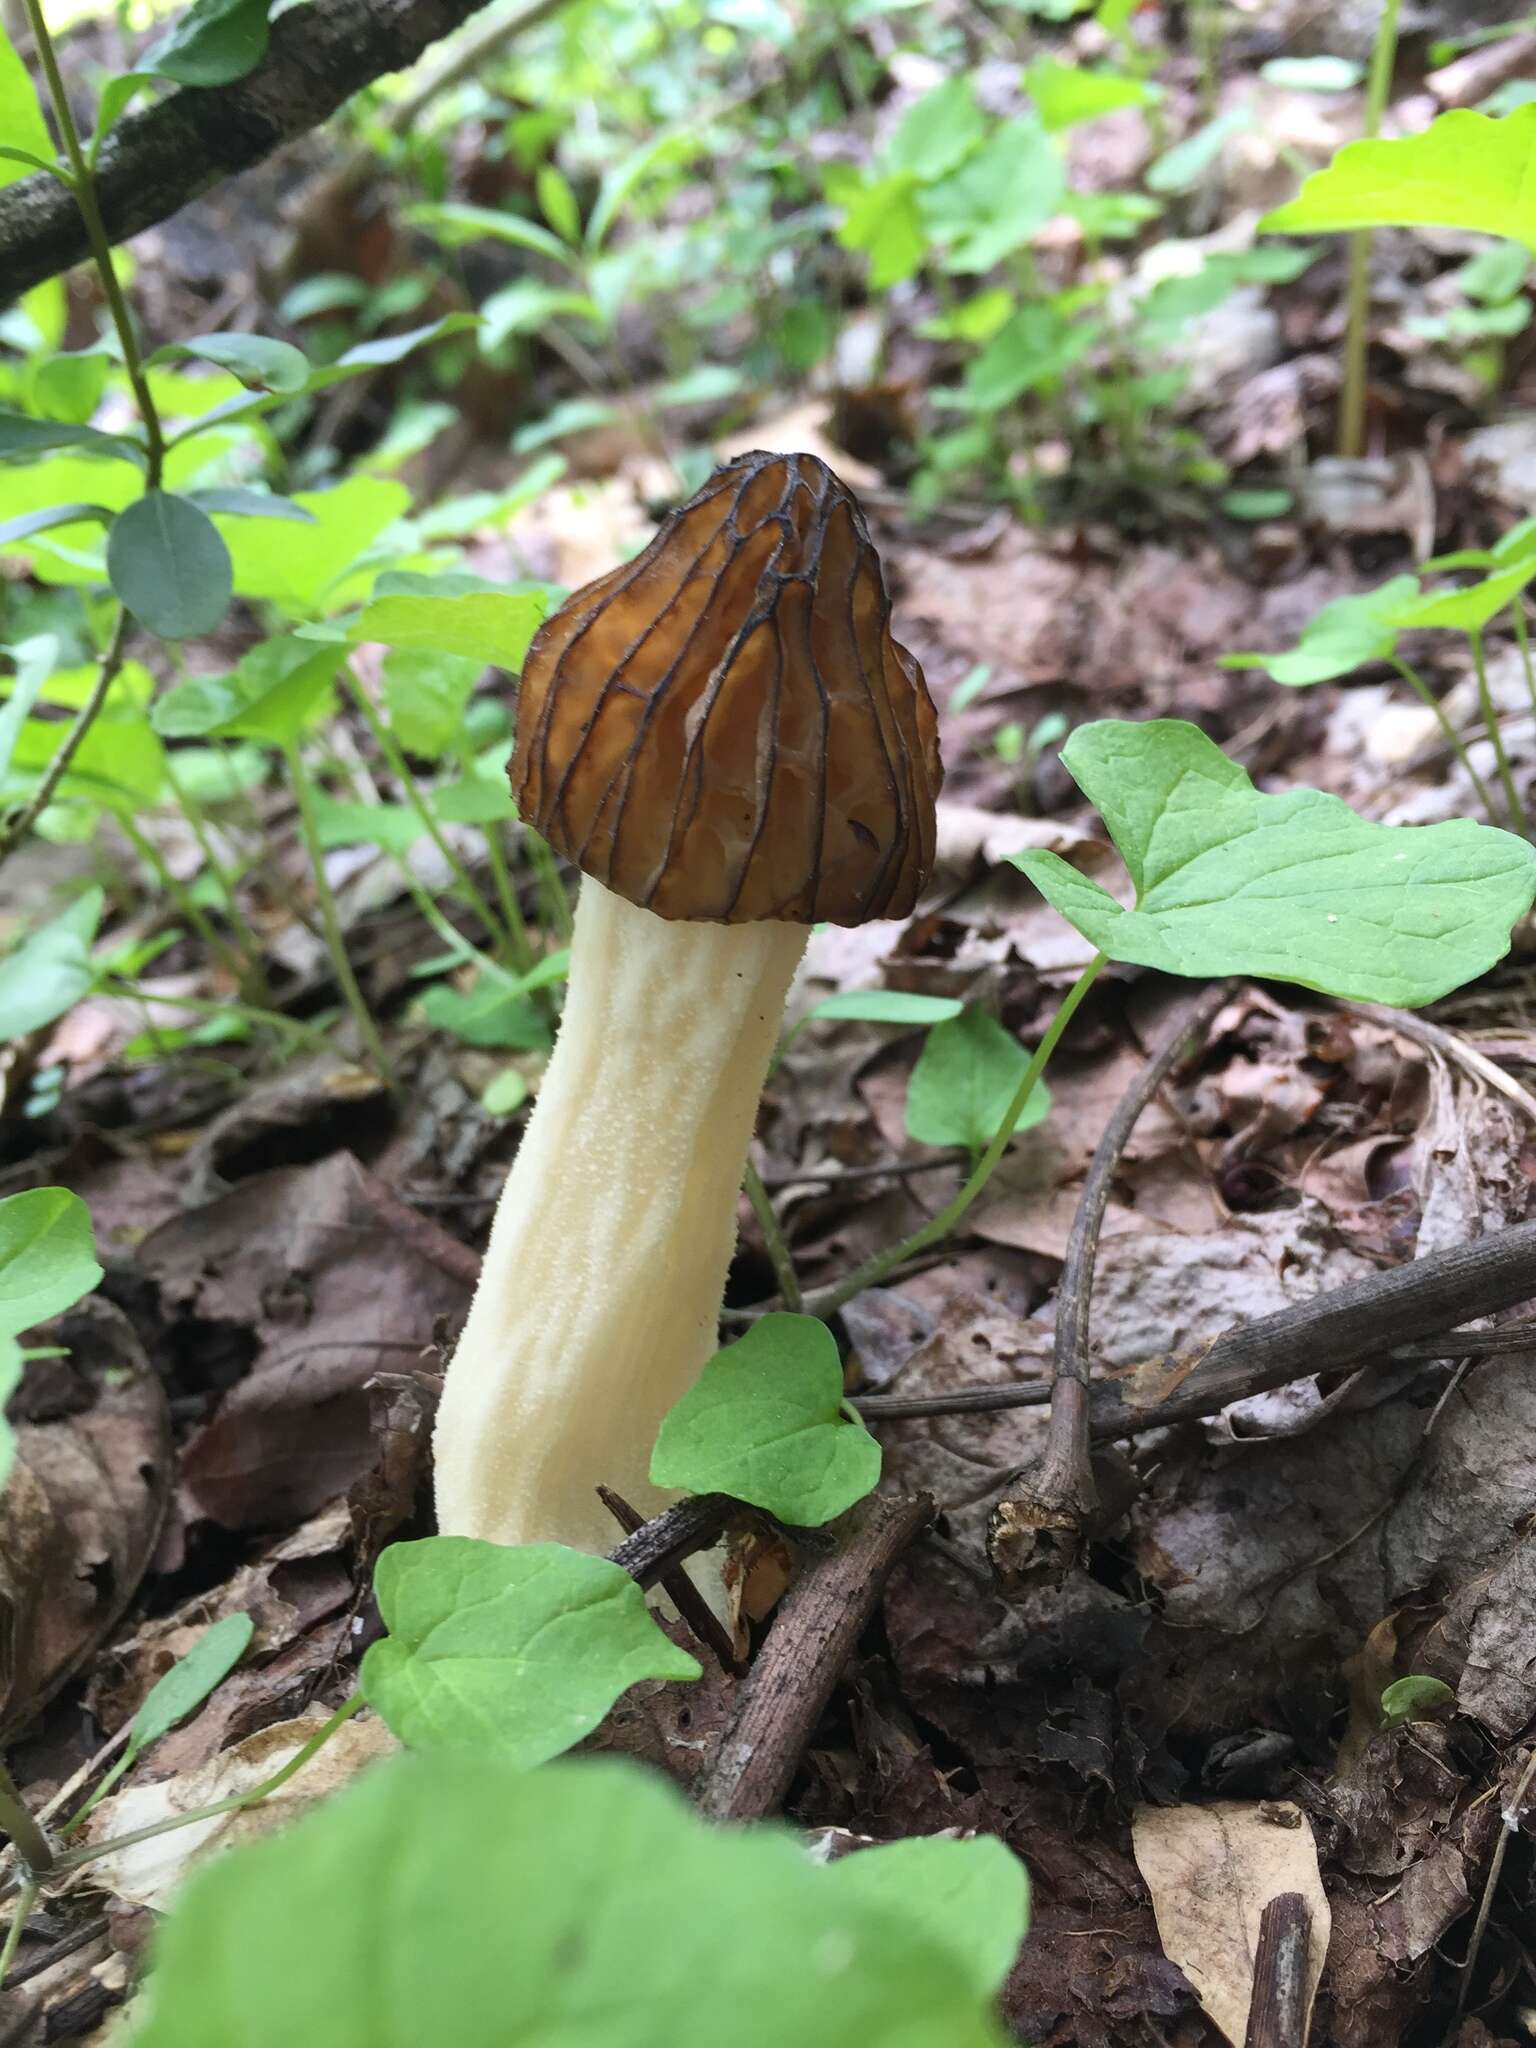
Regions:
[[597, 1487, 743, 1675], [692, 1491, 933, 1824], [1245, 1893, 1312, 2048]]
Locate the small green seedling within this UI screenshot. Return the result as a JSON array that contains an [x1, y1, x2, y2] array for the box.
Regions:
[[1380, 1675, 1456, 1729]]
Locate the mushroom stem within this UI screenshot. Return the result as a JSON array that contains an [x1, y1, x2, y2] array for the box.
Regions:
[[433, 876, 808, 1552]]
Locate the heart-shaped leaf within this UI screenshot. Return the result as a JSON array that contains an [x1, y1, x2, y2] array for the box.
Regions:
[[651, 1313, 881, 1526], [1222, 574, 1418, 685], [361, 1538, 698, 1766], [1261, 106, 1536, 249], [1014, 719, 1536, 1007], [132, 1754, 1024, 2048], [905, 1007, 1052, 1151]]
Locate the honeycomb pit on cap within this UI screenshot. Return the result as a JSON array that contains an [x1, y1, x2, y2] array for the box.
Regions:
[[432, 451, 942, 1554]]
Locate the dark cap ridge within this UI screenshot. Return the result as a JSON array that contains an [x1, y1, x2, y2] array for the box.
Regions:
[[511, 448, 942, 925]]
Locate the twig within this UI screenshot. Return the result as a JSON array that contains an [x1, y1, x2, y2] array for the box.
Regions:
[[356, 1168, 482, 1289], [852, 1220, 1536, 1433], [607, 1493, 738, 1589], [758, 1148, 968, 1190], [1245, 1892, 1312, 2048], [1446, 1745, 1536, 2043], [598, 1486, 743, 1674], [988, 982, 1232, 1583], [1349, 1000, 1536, 1126], [692, 1491, 932, 1823]]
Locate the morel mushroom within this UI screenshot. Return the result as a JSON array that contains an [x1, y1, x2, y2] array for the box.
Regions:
[[433, 450, 942, 1552]]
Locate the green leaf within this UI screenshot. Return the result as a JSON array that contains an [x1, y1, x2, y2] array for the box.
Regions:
[[309, 314, 479, 384], [905, 1007, 1052, 1151], [825, 1836, 1029, 2000], [480, 280, 602, 349], [1380, 1674, 1455, 1728], [1386, 558, 1536, 633], [129, 1614, 255, 1758], [1014, 719, 1536, 1006], [0, 503, 112, 548], [0, 145, 58, 174], [0, 410, 142, 463], [0, 1187, 102, 1338], [432, 769, 515, 824], [89, 73, 154, 164], [1222, 574, 1418, 685], [28, 349, 112, 424], [942, 303, 1097, 411], [311, 794, 424, 856], [142, 0, 271, 86], [922, 118, 1066, 271], [382, 648, 483, 758], [107, 492, 233, 639], [6, 703, 165, 812], [511, 397, 622, 452], [537, 163, 582, 242], [358, 579, 545, 669], [1261, 106, 1536, 248], [0, 889, 102, 1042], [1146, 108, 1252, 194], [1221, 488, 1293, 521], [419, 976, 549, 1050], [830, 167, 927, 287], [806, 990, 965, 1028], [1024, 56, 1157, 131], [585, 129, 695, 250], [0, 634, 55, 780], [885, 77, 986, 179], [362, 1538, 699, 1764], [185, 487, 317, 523], [152, 637, 342, 745], [134, 1754, 1021, 2048], [0, 28, 53, 179], [407, 201, 574, 266], [220, 477, 410, 616], [650, 1313, 882, 1526], [154, 333, 310, 394]]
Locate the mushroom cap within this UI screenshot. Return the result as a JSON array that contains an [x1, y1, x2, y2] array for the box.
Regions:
[[512, 449, 942, 925]]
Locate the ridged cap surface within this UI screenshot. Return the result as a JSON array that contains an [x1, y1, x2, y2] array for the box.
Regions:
[[511, 449, 942, 925]]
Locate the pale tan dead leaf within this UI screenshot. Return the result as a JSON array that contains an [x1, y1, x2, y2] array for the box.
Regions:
[[1131, 1799, 1330, 2045], [82, 1706, 398, 1913], [716, 404, 881, 490]]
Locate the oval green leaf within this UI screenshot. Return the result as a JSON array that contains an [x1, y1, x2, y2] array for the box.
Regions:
[[0, 1186, 102, 1338], [107, 491, 233, 639]]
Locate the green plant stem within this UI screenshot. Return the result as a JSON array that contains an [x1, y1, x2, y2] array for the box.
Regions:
[[812, 954, 1107, 1316], [742, 1158, 802, 1312], [1510, 600, 1536, 727], [0, 1762, 53, 1880], [341, 670, 522, 968], [58, 1753, 132, 1839], [23, 0, 164, 487], [529, 832, 573, 940], [1470, 629, 1527, 833], [0, 610, 130, 872], [52, 1694, 365, 1877], [281, 739, 400, 1096], [0, 1877, 38, 1986], [162, 755, 270, 997], [1392, 658, 1497, 820], [119, 814, 254, 994], [1337, 0, 1403, 457], [105, 981, 337, 1058]]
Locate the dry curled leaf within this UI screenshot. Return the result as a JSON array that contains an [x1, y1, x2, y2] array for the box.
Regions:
[[514, 449, 942, 924]]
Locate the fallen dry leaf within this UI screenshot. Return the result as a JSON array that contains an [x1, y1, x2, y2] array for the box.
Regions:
[[1131, 1799, 1330, 2045], [82, 1705, 398, 1913]]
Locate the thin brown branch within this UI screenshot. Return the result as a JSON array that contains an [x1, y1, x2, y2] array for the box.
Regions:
[[692, 1491, 932, 1824], [989, 982, 1232, 1584], [0, 0, 569, 304], [606, 1493, 738, 1589], [598, 1486, 743, 1674]]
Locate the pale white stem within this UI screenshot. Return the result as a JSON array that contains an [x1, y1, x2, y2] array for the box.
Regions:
[[433, 876, 809, 1552]]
